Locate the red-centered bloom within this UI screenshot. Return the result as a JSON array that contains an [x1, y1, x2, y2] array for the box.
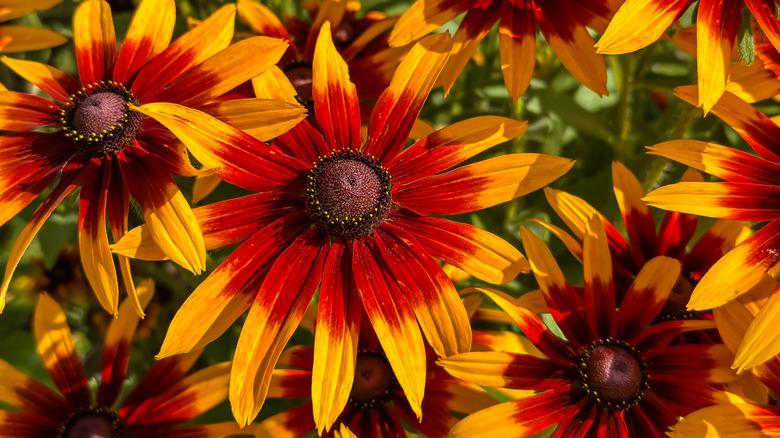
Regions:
[[644, 86, 780, 369], [114, 24, 574, 430], [438, 217, 734, 437], [0, 281, 242, 438], [240, 0, 405, 109], [0, 0, 66, 54], [669, 298, 780, 437], [388, 0, 619, 100], [540, 161, 757, 320], [0, 0, 304, 316], [597, 0, 780, 112], [254, 328, 495, 438]]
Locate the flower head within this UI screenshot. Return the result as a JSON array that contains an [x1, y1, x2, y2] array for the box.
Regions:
[[0, 280, 240, 438], [439, 217, 733, 437], [115, 22, 574, 430], [0, 0, 303, 316]]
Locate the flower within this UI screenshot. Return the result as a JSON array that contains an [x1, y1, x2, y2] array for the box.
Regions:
[[0, 0, 304, 316], [541, 161, 755, 319], [644, 86, 780, 369], [597, 0, 780, 112], [438, 216, 733, 437], [0, 280, 242, 438], [113, 23, 574, 429], [388, 0, 617, 100], [669, 298, 780, 437], [253, 328, 495, 437], [0, 0, 66, 54]]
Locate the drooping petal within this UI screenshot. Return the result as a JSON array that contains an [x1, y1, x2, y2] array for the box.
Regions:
[[0, 56, 79, 102], [0, 163, 85, 314], [129, 102, 307, 193], [312, 21, 362, 150], [34, 293, 91, 408], [73, 0, 116, 85], [395, 154, 574, 215], [199, 98, 306, 142], [112, 0, 175, 84], [157, 214, 308, 358], [352, 238, 426, 420], [675, 86, 780, 161], [376, 226, 472, 357], [311, 241, 360, 434], [155, 36, 289, 107], [0, 91, 58, 131], [98, 279, 154, 407], [437, 1, 501, 94], [131, 4, 236, 100], [0, 25, 67, 54], [688, 220, 780, 310], [617, 256, 681, 339], [647, 140, 780, 186], [363, 33, 451, 162], [695, 0, 741, 113], [230, 229, 326, 427], [388, 0, 471, 47], [387, 116, 528, 184], [596, 0, 691, 54], [449, 387, 578, 438], [120, 151, 205, 274], [498, 2, 537, 101], [393, 215, 528, 284]]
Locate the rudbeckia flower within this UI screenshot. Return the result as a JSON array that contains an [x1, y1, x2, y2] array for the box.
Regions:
[[113, 24, 574, 429], [541, 161, 755, 319], [9, 246, 92, 307], [0, 0, 66, 54], [644, 86, 780, 368], [0, 0, 304, 316], [597, 0, 780, 112], [669, 298, 780, 437], [388, 0, 617, 100], [254, 328, 495, 437], [0, 280, 242, 438], [438, 217, 734, 437]]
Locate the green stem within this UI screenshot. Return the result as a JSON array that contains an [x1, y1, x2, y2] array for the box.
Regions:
[[643, 105, 700, 191], [612, 54, 638, 163]]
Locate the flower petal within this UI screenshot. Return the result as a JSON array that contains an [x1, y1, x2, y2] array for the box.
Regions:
[[617, 256, 681, 338], [352, 238, 426, 420], [388, 0, 468, 47], [644, 181, 780, 221], [733, 283, 780, 371], [387, 116, 528, 184], [363, 33, 451, 162], [34, 293, 91, 408], [498, 2, 536, 100], [230, 229, 325, 427], [745, 0, 780, 56], [0, 90, 58, 131], [695, 0, 741, 113], [73, 0, 116, 85], [0, 25, 67, 53], [131, 4, 235, 100], [438, 351, 569, 391], [251, 65, 299, 105], [394, 215, 528, 284], [0, 358, 68, 412], [689, 220, 780, 311], [311, 241, 360, 434], [0, 56, 79, 102], [236, 0, 291, 41], [596, 0, 691, 54], [112, 0, 175, 83], [669, 401, 780, 438], [312, 21, 362, 151], [199, 98, 306, 142], [612, 162, 657, 260], [395, 153, 574, 215]]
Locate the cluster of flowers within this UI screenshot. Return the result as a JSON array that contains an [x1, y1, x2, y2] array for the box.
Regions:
[[1, 0, 780, 437]]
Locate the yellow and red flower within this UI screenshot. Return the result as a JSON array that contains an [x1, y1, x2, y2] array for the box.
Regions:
[[114, 23, 573, 430], [669, 298, 780, 437], [439, 217, 734, 437], [254, 326, 494, 437], [644, 86, 780, 368], [0, 0, 66, 54], [0, 281, 241, 438], [388, 0, 618, 100], [541, 162, 754, 319], [0, 0, 304, 316], [597, 0, 780, 112]]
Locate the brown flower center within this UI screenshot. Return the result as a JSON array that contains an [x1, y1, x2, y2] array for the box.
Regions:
[[305, 149, 391, 239], [60, 408, 124, 438], [349, 353, 395, 408], [578, 340, 648, 410], [60, 81, 143, 155]]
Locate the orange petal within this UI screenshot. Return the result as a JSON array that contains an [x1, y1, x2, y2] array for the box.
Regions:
[[73, 0, 116, 85], [236, 0, 290, 41], [498, 3, 536, 101], [0, 56, 78, 102], [200, 98, 306, 142], [596, 0, 691, 54], [695, 0, 741, 113], [0, 25, 66, 53], [113, 0, 175, 83], [388, 0, 465, 47]]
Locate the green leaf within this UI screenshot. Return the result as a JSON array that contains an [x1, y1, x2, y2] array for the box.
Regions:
[[738, 11, 755, 65]]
